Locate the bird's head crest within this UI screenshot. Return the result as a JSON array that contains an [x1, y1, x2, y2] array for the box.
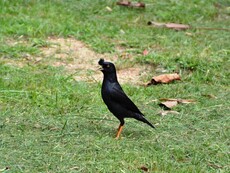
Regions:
[[98, 59, 116, 74], [98, 58, 105, 65]]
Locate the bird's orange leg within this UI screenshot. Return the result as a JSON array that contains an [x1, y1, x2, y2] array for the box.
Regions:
[[115, 124, 124, 139]]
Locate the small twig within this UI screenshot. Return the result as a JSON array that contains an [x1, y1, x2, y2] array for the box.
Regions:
[[148, 21, 230, 32], [0, 167, 10, 172], [195, 27, 230, 31], [207, 162, 223, 169]]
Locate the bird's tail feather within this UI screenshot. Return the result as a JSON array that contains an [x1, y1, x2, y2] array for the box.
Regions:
[[143, 118, 155, 129], [135, 113, 155, 128]]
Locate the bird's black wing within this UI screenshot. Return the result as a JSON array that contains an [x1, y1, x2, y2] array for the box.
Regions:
[[109, 82, 143, 115]]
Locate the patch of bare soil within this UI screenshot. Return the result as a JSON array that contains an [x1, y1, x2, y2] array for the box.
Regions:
[[3, 37, 152, 84], [38, 37, 152, 84]]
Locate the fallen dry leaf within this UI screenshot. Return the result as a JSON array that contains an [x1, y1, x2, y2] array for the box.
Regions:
[[117, 0, 131, 6], [117, 1, 145, 8], [159, 98, 196, 110], [148, 21, 190, 31], [147, 73, 181, 85], [159, 101, 178, 110], [117, 0, 130, 6]]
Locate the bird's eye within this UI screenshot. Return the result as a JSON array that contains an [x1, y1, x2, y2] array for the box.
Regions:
[[107, 64, 110, 68]]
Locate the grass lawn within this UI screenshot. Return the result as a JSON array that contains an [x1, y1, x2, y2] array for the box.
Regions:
[[0, 0, 229, 172]]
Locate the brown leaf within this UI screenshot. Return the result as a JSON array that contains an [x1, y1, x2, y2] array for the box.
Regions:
[[117, 1, 145, 8], [148, 21, 190, 31], [159, 101, 178, 110], [116, 1, 131, 6], [147, 73, 181, 85], [140, 166, 148, 172], [132, 2, 145, 8], [159, 98, 196, 110]]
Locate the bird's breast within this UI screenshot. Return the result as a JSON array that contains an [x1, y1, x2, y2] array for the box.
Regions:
[[101, 81, 114, 103]]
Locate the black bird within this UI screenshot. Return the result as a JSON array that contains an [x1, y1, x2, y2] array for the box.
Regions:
[[99, 59, 155, 139]]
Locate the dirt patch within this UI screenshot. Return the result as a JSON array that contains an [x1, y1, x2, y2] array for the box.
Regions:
[[3, 37, 153, 84], [38, 37, 152, 84]]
